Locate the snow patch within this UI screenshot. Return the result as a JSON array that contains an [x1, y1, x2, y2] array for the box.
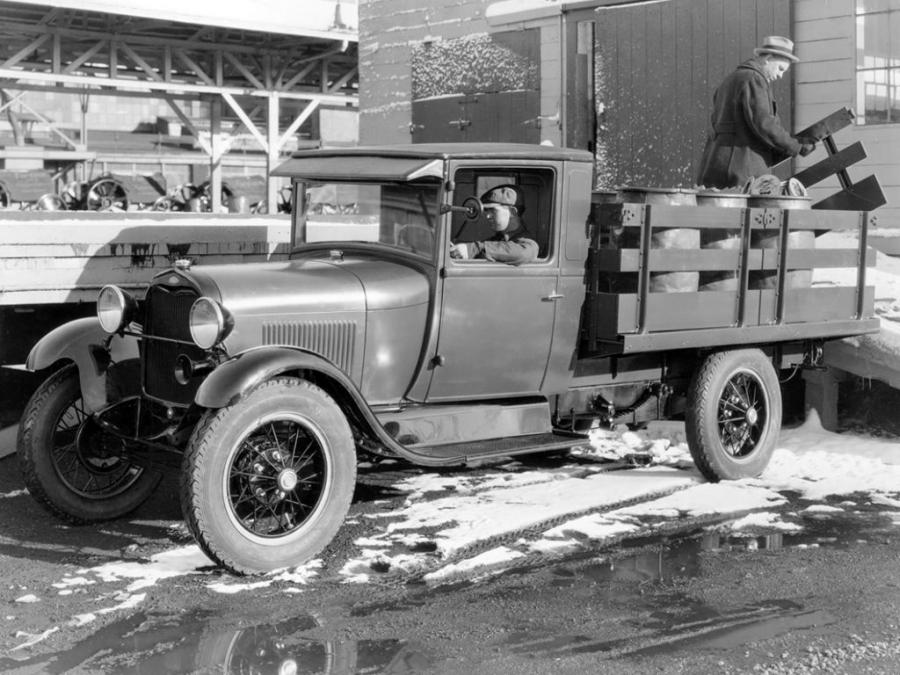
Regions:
[[74, 545, 211, 592]]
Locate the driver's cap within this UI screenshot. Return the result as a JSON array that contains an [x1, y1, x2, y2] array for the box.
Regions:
[[481, 185, 524, 215]]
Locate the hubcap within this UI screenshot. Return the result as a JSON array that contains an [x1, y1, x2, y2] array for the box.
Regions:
[[746, 407, 759, 426], [278, 468, 299, 492]]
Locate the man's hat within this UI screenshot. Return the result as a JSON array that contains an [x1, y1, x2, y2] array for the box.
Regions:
[[481, 184, 524, 214], [754, 35, 798, 63]]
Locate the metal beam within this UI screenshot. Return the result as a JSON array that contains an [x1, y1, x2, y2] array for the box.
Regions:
[[2, 33, 51, 68], [0, 67, 358, 105], [62, 41, 105, 74], [118, 42, 163, 81], [6, 92, 81, 148], [223, 51, 264, 90], [221, 93, 268, 151], [278, 99, 319, 151], [164, 95, 212, 155]]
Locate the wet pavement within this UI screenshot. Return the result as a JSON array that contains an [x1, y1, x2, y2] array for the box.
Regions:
[[4, 491, 900, 674]]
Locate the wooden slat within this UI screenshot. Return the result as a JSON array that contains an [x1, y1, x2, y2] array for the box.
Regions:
[[812, 175, 888, 211], [612, 317, 880, 354], [784, 286, 874, 322], [784, 208, 864, 230], [793, 141, 867, 187], [643, 290, 737, 331], [794, 106, 855, 141]]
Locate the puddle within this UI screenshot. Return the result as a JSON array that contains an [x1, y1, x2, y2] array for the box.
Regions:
[[0, 610, 432, 674]]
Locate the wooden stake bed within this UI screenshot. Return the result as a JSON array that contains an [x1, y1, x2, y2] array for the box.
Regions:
[[583, 202, 879, 355]]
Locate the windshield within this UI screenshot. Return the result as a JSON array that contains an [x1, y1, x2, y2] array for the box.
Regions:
[[293, 181, 441, 258]]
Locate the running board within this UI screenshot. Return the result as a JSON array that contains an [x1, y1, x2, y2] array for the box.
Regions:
[[409, 431, 589, 466]]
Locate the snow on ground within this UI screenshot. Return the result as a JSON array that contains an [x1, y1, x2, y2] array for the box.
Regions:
[[339, 410, 900, 585]]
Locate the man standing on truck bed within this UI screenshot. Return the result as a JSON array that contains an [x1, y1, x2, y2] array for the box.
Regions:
[[697, 35, 816, 189], [449, 185, 539, 264]]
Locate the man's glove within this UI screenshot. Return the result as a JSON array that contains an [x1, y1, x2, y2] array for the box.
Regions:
[[449, 243, 469, 259], [799, 142, 816, 157]]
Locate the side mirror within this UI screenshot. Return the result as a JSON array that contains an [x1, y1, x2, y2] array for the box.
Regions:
[[440, 196, 483, 220]]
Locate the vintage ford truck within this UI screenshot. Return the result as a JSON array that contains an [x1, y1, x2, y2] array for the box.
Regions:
[[17, 144, 879, 573]]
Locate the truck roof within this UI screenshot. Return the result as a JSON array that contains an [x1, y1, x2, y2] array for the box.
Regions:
[[287, 143, 594, 162], [272, 143, 593, 181]]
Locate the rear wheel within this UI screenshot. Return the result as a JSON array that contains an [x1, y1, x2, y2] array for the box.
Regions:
[[685, 349, 782, 481], [18, 365, 161, 522], [180, 378, 356, 574]]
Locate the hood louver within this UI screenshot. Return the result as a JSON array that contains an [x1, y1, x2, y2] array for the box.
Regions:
[[261, 320, 357, 372]]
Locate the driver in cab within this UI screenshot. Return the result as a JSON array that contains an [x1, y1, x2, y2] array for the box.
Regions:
[[449, 185, 539, 265]]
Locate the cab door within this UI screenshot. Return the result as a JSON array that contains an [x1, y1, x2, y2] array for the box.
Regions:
[[424, 164, 560, 401]]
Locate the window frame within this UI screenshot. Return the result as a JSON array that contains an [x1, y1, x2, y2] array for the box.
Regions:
[[855, 0, 900, 126]]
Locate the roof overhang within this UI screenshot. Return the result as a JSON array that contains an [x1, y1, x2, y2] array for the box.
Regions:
[[7, 0, 358, 42], [486, 0, 665, 26]]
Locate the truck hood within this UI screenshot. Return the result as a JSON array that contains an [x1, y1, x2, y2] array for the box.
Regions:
[[185, 255, 430, 317]]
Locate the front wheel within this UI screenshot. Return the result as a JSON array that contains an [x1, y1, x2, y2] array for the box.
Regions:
[[180, 378, 356, 574], [685, 349, 782, 481], [18, 365, 161, 523]]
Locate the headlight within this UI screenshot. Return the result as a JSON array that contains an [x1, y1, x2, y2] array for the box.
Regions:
[[97, 285, 136, 333], [189, 297, 231, 349]]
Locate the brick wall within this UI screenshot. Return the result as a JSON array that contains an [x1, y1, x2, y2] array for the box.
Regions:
[[359, 0, 563, 146], [359, 0, 493, 144]]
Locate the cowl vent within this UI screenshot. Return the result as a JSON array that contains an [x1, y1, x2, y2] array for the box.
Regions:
[[261, 320, 356, 371]]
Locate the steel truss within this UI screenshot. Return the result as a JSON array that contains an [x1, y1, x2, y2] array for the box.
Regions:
[[0, 1, 358, 211]]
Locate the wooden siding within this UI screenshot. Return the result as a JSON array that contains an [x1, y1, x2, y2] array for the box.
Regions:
[[793, 0, 899, 225], [595, 0, 791, 188]]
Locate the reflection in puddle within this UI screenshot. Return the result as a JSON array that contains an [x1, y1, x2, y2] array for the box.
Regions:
[[497, 503, 900, 663], [0, 611, 432, 674]]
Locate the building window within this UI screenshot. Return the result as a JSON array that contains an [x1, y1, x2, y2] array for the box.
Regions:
[[856, 0, 900, 124]]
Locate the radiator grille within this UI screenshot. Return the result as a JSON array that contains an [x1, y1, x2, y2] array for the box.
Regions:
[[142, 284, 206, 405], [262, 320, 356, 372]]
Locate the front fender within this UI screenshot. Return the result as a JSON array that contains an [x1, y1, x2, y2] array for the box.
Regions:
[[195, 346, 355, 409], [26, 317, 139, 412]]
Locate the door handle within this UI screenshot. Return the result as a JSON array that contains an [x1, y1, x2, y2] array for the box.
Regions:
[[542, 292, 564, 301]]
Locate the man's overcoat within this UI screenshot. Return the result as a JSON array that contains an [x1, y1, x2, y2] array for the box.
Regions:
[[697, 59, 801, 189]]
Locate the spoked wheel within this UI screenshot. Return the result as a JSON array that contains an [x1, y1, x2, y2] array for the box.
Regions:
[[195, 617, 358, 673], [685, 349, 782, 481], [181, 378, 356, 574], [86, 177, 129, 211], [18, 365, 161, 523]]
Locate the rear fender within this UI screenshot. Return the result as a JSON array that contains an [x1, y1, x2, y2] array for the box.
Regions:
[[26, 317, 139, 412]]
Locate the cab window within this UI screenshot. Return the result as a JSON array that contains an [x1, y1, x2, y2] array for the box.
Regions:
[[450, 167, 555, 261]]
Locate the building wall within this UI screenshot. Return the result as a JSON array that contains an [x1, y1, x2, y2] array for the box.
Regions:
[[359, 0, 896, 221], [793, 0, 898, 223], [360, 0, 488, 145], [358, 0, 561, 146]]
